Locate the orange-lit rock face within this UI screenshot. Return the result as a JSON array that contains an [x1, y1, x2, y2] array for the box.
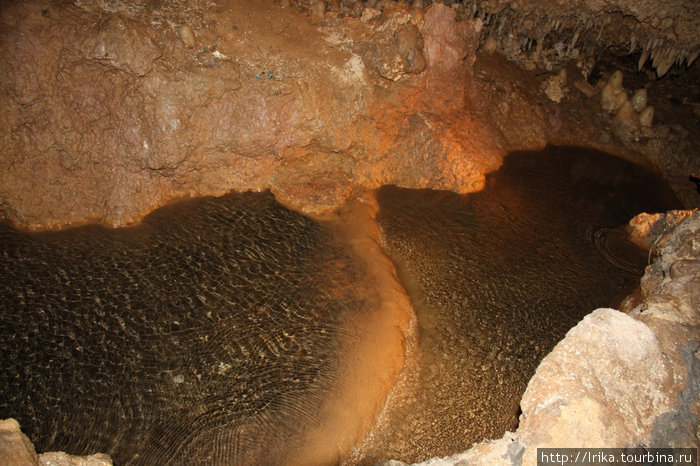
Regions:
[[1, 0, 698, 230], [1, 0, 369, 227], [420, 5, 481, 113], [0, 1, 499, 229]]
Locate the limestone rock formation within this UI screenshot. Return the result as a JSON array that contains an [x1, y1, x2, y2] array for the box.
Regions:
[[465, 0, 699, 77], [516, 309, 675, 459], [626, 210, 696, 250], [0, 419, 37, 465], [1, 418, 112, 465], [1, 0, 699, 230], [0, 0, 502, 230], [39, 452, 113, 466], [405, 210, 699, 466]]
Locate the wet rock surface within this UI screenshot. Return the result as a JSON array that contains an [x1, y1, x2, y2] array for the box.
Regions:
[[0, 191, 409, 464], [346, 147, 681, 463]]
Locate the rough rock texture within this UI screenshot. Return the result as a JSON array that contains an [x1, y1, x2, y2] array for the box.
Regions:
[[464, 0, 699, 77], [633, 217, 700, 450], [289, 0, 700, 78], [627, 210, 697, 249], [0, 0, 502, 229], [2, 0, 698, 231], [516, 309, 675, 459], [406, 211, 699, 466], [0, 419, 112, 466], [39, 451, 112, 466], [0, 418, 38, 465]]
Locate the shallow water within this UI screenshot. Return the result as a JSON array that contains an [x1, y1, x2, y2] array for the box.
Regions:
[[350, 147, 680, 463], [0, 192, 402, 464], [0, 147, 682, 465]]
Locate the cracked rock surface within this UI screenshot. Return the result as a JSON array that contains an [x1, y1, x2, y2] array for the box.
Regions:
[[0, 1, 499, 229]]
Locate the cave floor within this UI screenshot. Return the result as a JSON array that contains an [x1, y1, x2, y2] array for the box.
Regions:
[[0, 147, 682, 464]]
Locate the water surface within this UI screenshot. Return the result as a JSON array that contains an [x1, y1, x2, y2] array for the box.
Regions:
[[0, 147, 681, 464], [0, 191, 398, 464], [350, 147, 680, 463]]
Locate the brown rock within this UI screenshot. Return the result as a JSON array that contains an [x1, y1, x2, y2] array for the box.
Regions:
[[0, 0, 695, 235], [573, 79, 596, 97], [541, 75, 565, 103], [626, 210, 697, 249], [39, 451, 113, 466], [88, 15, 161, 76], [0, 0, 498, 229], [356, 7, 425, 81], [0, 419, 37, 466], [0, 0, 373, 227], [636, 211, 700, 326], [461, 0, 700, 76], [420, 4, 482, 113]]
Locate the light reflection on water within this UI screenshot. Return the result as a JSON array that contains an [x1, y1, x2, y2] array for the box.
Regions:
[[357, 146, 680, 463], [0, 146, 681, 464], [0, 192, 373, 464]]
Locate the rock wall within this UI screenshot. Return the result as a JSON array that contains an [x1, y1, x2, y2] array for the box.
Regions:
[[2, 0, 698, 230], [407, 210, 699, 466], [0, 0, 505, 229], [448, 0, 699, 78], [289, 0, 700, 78]]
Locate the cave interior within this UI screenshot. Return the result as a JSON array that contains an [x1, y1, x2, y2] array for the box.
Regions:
[[0, 0, 698, 464]]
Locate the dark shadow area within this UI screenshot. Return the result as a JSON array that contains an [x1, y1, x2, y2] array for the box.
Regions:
[[363, 145, 681, 462]]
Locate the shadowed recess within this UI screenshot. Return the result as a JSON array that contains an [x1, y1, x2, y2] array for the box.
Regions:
[[0, 191, 377, 465], [358, 146, 681, 463]]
